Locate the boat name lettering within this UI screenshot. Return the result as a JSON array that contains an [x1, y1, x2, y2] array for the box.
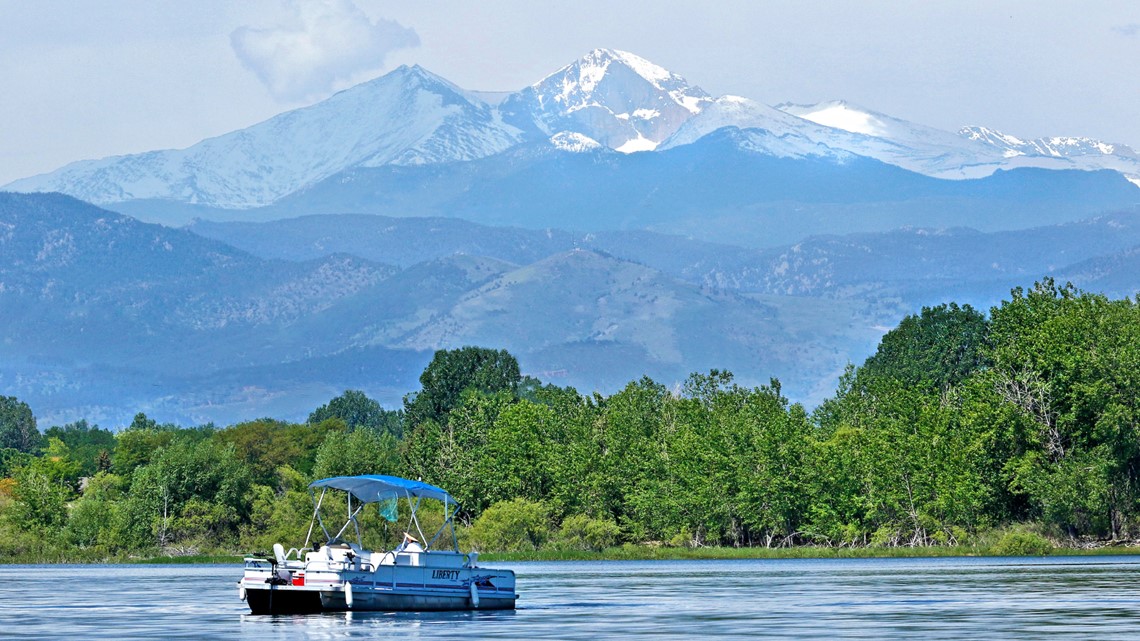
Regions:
[[431, 569, 461, 580]]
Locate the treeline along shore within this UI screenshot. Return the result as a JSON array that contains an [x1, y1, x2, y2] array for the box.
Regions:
[[1, 278, 1138, 562]]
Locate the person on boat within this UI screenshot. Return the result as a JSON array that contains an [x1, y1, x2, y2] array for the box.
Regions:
[[395, 532, 423, 553]]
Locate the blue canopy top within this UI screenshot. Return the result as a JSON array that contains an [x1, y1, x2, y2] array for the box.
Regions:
[[309, 474, 456, 506]]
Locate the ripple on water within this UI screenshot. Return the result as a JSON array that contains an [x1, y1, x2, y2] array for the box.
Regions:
[[3, 557, 1140, 639]]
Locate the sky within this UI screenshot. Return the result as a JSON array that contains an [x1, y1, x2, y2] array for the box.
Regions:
[[1, 0, 1138, 185]]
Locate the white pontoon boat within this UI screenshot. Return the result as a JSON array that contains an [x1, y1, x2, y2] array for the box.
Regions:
[[238, 474, 517, 613]]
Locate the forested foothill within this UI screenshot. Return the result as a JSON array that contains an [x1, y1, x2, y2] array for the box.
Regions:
[[1, 279, 1138, 561]]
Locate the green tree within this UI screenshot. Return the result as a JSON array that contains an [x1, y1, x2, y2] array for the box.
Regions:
[[44, 420, 116, 478], [65, 472, 125, 550], [240, 477, 315, 553], [0, 447, 32, 478], [112, 419, 177, 477], [594, 377, 670, 541], [36, 437, 83, 489], [404, 389, 515, 516], [312, 428, 401, 480], [734, 383, 815, 547], [643, 371, 742, 545], [987, 280, 1140, 537], [309, 390, 403, 437], [860, 303, 990, 393], [0, 396, 40, 453], [10, 465, 69, 529], [404, 347, 521, 429], [215, 418, 342, 487], [121, 439, 252, 548], [525, 385, 606, 519], [1029, 446, 1113, 536], [481, 399, 562, 507]]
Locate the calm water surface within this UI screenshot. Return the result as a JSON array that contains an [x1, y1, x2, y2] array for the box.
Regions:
[[4, 556, 1140, 639]]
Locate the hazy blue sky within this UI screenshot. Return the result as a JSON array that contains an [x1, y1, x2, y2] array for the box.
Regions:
[[2, 0, 1138, 185]]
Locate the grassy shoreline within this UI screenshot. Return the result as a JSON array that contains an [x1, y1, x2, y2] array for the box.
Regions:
[[6, 543, 1140, 565], [479, 544, 1140, 562]]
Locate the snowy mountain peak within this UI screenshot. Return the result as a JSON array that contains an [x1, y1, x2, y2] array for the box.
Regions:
[[6, 63, 524, 208], [959, 126, 1135, 159], [958, 126, 1140, 185], [548, 48, 711, 116], [550, 131, 603, 153], [958, 126, 1032, 157], [784, 100, 880, 136], [778, 100, 891, 137], [556, 49, 688, 103], [363, 63, 482, 106], [502, 48, 711, 152]]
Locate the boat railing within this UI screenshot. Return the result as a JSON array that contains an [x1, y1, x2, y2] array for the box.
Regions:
[[252, 542, 460, 574]]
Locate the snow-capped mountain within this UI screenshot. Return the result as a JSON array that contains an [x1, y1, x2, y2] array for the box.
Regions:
[[501, 48, 712, 152], [961, 126, 1135, 158], [772, 100, 1010, 178], [5, 65, 525, 208], [664, 97, 1022, 178], [775, 101, 1140, 185], [960, 126, 1140, 186], [658, 95, 858, 162], [5, 50, 1138, 211], [782, 101, 962, 143], [663, 95, 837, 154], [549, 131, 603, 153]]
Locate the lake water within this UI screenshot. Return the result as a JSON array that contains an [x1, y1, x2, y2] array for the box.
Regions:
[[4, 556, 1140, 639]]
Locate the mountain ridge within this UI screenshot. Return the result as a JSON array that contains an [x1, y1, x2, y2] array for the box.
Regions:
[[7, 49, 1139, 210], [169, 131, 1140, 246], [4, 192, 1139, 426]]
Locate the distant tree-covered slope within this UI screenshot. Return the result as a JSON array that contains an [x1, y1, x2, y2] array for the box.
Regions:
[[5, 192, 1139, 425], [0, 193, 881, 425]]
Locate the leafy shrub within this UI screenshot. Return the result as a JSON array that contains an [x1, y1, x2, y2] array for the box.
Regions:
[[10, 466, 69, 528], [169, 498, 240, 548], [240, 482, 314, 552], [870, 525, 900, 547], [469, 498, 550, 551], [990, 530, 1052, 556], [555, 514, 622, 551], [931, 526, 970, 546], [668, 526, 694, 548], [65, 472, 125, 550]]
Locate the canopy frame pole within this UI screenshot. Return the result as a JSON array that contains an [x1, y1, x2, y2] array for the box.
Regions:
[[331, 501, 367, 543], [407, 494, 429, 546], [404, 492, 416, 539], [305, 487, 329, 549], [307, 477, 460, 551], [426, 500, 462, 552], [348, 493, 363, 548]]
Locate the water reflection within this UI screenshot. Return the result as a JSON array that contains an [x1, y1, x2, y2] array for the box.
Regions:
[[239, 608, 519, 641], [3, 557, 1140, 639]]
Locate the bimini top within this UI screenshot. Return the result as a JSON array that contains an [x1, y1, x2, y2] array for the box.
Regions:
[[309, 474, 456, 506]]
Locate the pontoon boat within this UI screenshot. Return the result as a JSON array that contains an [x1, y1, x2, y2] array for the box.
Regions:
[[238, 474, 517, 613]]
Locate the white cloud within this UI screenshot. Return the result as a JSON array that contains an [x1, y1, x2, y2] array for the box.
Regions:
[[231, 0, 419, 102]]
